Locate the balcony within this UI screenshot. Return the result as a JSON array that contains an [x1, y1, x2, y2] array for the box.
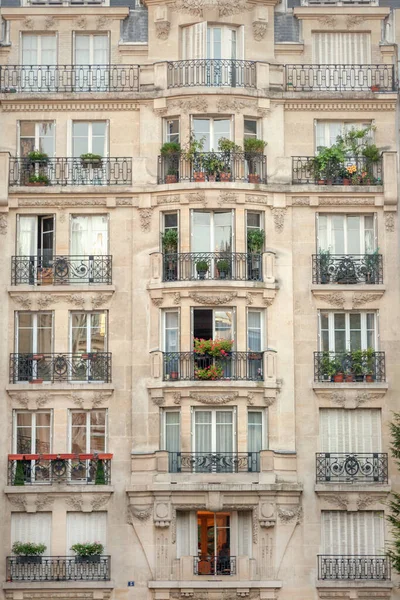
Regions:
[[10, 353, 112, 384], [194, 556, 236, 576], [163, 352, 264, 381], [6, 555, 111, 582], [157, 152, 267, 184], [318, 555, 390, 580], [168, 452, 260, 473], [11, 256, 112, 286], [167, 59, 256, 89], [0, 65, 139, 93], [314, 351, 386, 383], [316, 453, 388, 484], [292, 156, 383, 185], [8, 453, 112, 485], [9, 157, 132, 187], [162, 252, 263, 282], [301, 0, 378, 5], [312, 254, 383, 285], [285, 64, 395, 92]]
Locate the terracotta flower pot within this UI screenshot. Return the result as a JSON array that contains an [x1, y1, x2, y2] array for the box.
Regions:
[[343, 179, 350, 186], [207, 174, 216, 182], [333, 373, 344, 383], [345, 374, 354, 383], [170, 371, 179, 380], [165, 174, 177, 184], [249, 174, 261, 184], [366, 374, 374, 383], [29, 379, 44, 384], [220, 172, 231, 182], [193, 172, 205, 182]]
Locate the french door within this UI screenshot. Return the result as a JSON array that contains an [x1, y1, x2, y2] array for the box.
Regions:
[[320, 408, 381, 454], [70, 312, 107, 381], [322, 510, 384, 556], [192, 409, 235, 472], [16, 215, 55, 284], [21, 34, 57, 91], [162, 410, 180, 472], [319, 311, 376, 352], [70, 215, 109, 282], [197, 511, 232, 574], [190, 210, 233, 279], [68, 409, 107, 482], [13, 411, 52, 483], [74, 34, 109, 91], [317, 214, 376, 255], [15, 312, 53, 382], [192, 118, 232, 153]]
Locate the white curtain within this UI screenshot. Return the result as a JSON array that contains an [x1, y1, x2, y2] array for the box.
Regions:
[[313, 33, 371, 65], [320, 408, 381, 453], [238, 511, 252, 557], [182, 22, 207, 60], [248, 412, 263, 453], [216, 411, 233, 453], [248, 311, 261, 351], [66, 512, 107, 555], [164, 411, 180, 452], [11, 513, 52, 551], [322, 511, 384, 555], [71, 216, 108, 256], [194, 411, 212, 453], [17, 216, 37, 255], [165, 312, 179, 353]]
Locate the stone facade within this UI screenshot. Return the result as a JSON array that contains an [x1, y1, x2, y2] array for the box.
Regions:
[[0, 0, 399, 599]]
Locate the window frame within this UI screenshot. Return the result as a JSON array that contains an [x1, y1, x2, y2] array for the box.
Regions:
[[69, 310, 108, 354], [12, 409, 53, 454], [318, 310, 378, 352], [14, 311, 54, 354], [67, 408, 108, 454], [71, 121, 109, 158]]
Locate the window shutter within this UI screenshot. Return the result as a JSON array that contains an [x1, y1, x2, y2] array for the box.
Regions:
[[313, 33, 371, 64], [238, 511, 252, 558], [11, 513, 52, 551], [322, 511, 384, 555], [320, 408, 381, 453], [66, 512, 107, 555]]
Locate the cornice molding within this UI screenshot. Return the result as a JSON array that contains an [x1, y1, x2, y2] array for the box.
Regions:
[[1, 101, 140, 112], [284, 101, 396, 112]]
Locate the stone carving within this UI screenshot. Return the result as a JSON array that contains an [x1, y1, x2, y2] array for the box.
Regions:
[[65, 294, 85, 308], [8, 496, 27, 510], [189, 391, 239, 405], [246, 194, 269, 205], [216, 98, 256, 113], [66, 496, 83, 510], [352, 293, 382, 308], [278, 505, 302, 524], [3, 102, 140, 114], [246, 292, 254, 305], [318, 16, 337, 28], [92, 392, 107, 409], [169, 97, 208, 114], [116, 198, 133, 206], [130, 504, 153, 521], [186, 191, 207, 206], [96, 16, 111, 30], [91, 495, 110, 510], [270, 208, 286, 232], [36, 393, 51, 408], [0, 214, 7, 234], [354, 392, 383, 406], [171, 594, 208, 600], [188, 292, 237, 305], [323, 495, 349, 510], [152, 396, 165, 406], [263, 297, 274, 307], [91, 294, 110, 309], [37, 295, 58, 309], [12, 393, 29, 408], [173, 292, 181, 305], [22, 17, 34, 30], [172, 0, 248, 17], [318, 293, 345, 308], [247, 392, 255, 405], [252, 509, 259, 544], [319, 197, 374, 206], [292, 197, 310, 206], [328, 392, 346, 407], [253, 21, 268, 41], [218, 191, 239, 205], [385, 213, 395, 232], [152, 297, 163, 307], [76, 16, 87, 29], [357, 495, 379, 510], [346, 15, 365, 29], [172, 392, 181, 405], [44, 16, 57, 29], [70, 393, 85, 409], [36, 495, 54, 510], [157, 195, 180, 205], [155, 21, 171, 40], [138, 208, 153, 233], [13, 295, 32, 309], [264, 396, 276, 407]]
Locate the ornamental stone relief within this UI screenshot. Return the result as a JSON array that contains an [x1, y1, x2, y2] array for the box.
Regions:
[[246, 194, 269, 205], [44, 16, 57, 29], [155, 21, 171, 40], [96, 16, 111, 30], [270, 208, 286, 232], [76, 16, 87, 29], [37, 295, 59, 309], [186, 191, 207, 206], [317, 293, 345, 308], [169, 98, 208, 114], [216, 98, 256, 113], [65, 294, 85, 308], [189, 391, 239, 405], [13, 295, 32, 309], [218, 191, 239, 205], [91, 293, 111, 309], [277, 505, 302, 524], [157, 195, 180, 205], [253, 21, 268, 41], [138, 208, 153, 232], [352, 293, 383, 308], [188, 292, 237, 305], [172, 0, 249, 17], [0, 214, 8, 234], [129, 504, 153, 521], [385, 213, 395, 232]]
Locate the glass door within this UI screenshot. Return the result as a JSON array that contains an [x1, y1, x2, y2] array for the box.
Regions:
[[207, 26, 238, 86], [69, 410, 106, 482], [247, 310, 263, 380], [197, 511, 231, 574], [248, 411, 263, 472], [162, 411, 180, 472], [15, 312, 53, 382], [13, 411, 51, 483], [191, 211, 232, 278], [70, 312, 107, 382], [193, 308, 234, 378], [21, 34, 57, 91], [70, 215, 108, 283], [193, 409, 234, 472], [74, 34, 109, 91], [72, 122, 107, 184]]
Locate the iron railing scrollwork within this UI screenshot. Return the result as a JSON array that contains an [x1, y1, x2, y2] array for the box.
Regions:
[[8, 454, 112, 485], [314, 351, 385, 383], [6, 555, 111, 582], [318, 555, 390, 580], [163, 351, 264, 381], [10, 352, 112, 383], [11, 255, 112, 285], [162, 252, 263, 282], [312, 254, 383, 285], [316, 452, 388, 483], [168, 452, 260, 473], [194, 556, 236, 576], [167, 59, 256, 89], [157, 152, 267, 184], [0, 65, 140, 93], [286, 64, 396, 92], [9, 157, 132, 186], [292, 156, 383, 185]]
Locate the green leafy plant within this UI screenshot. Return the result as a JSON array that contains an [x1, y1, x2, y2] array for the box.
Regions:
[[28, 174, 49, 185], [247, 229, 265, 253], [364, 249, 380, 283], [195, 364, 224, 380], [162, 229, 178, 253], [243, 138, 267, 154], [320, 352, 336, 379], [71, 542, 104, 556], [350, 349, 364, 378], [363, 347, 376, 376], [203, 152, 224, 177], [218, 137, 242, 154], [80, 153, 102, 161], [193, 338, 234, 357], [196, 260, 209, 273], [318, 249, 331, 283], [12, 542, 46, 556], [13, 461, 26, 486], [28, 150, 49, 163], [216, 258, 230, 274], [160, 142, 181, 156], [386, 413, 400, 573], [94, 459, 106, 485], [312, 144, 346, 182]]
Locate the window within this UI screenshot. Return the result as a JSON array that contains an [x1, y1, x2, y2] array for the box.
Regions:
[[72, 122, 107, 158], [74, 34, 109, 66], [192, 409, 235, 472], [193, 308, 234, 342], [321, 511, 384, 555], [13, 410, 52, 454], [182, 24, 241, 60], [15, 312, 53, 382], [320, 408, 381, 453], [319, 312, 376, 352], [163, 311, 179, 353], [66, 512, 106, 555], [19, 122, 54, 157], [316, 121, 371, 151], [165, 119, 180, 144], [313, 33, 371, 65], [70, 312, 107, 354], [70, 215, 109, 255], [193, 118, 232, 152], [21, 34, 56, 66], [248, 410, 264, 471], [191, 210, 233, 253], [317, 214, 376, 255], [69, 410, 107, 454], [247, 310, 263, 379], [244, 119, 258, 140], [11, 513, 51, 552], [16, 215, 54, 266], [161, 410, 180, 472]]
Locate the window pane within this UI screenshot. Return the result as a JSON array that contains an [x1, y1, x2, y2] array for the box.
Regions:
[[36, 412, 51, 427], [166, 119, 180, 144], [164, 213, 178, 230], [244, 119, 257, 139], [20, 122, 35, 137], [215, 310, 233, 340], [247, 212, 260, 229], [72, 412, 86, 426]]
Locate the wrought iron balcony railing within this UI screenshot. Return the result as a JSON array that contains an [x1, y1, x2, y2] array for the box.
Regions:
[[168, 452, 260, 473], [6, 555, 111, 582], [0, 65, 139, 93], [8, 453, 112, 485], [167, 59, 256, 89], [292, 156, 383, 185], [318, 555, 390, 580], [11, 255, 112, 286], [163, 351, 264, 381], [162, 252, 263, 282], [9, 157, 132, 186], [312, 254, 383, 285], [314, 351, 386, 383], [316, 452, 388, 483], [157, 152, 267, 184], [301, 0, 378, 5], [10, 353, 112, 384], [285, 64, 395, 92], [194, 556, 236, 576]]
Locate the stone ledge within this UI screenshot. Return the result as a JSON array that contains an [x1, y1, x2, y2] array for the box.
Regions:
[[8, 285, 116, 294], [127, 482, 303, 493], [148, 581, 283, 589], [7, 383, 114, 393], [4, 485, 114, 495]]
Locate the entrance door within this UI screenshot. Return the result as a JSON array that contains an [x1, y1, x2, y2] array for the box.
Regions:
[[197, 511, 231, 574], [193, 409, 235, 472]]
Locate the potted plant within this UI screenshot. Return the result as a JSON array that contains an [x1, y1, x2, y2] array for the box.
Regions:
[[371, 84, 380, 92], [80, 153, 102, 168], [196, 260, 209, 280], [71, 542, 104, 563], [318, 249, 331, 284], [27, 174, 49, 186], [312, 144, 346, 185], [28, 150, 49, 166], [14, 460, 27, 486], [362, 144, 381, 184], [183, 136, 205, 182], [218, 138, 241, 181], [364, 248, 380, 284], [364, 347, 376, 382], [193, 338, 234, 358], [350, 349, 364, 382], [244, 138, 267, 183], [216, 258, 230, 280], [320, 352, 336, 382], [12, 542, 46, 565], [94, 459, 106, 485], [247, 229, 265, 275], [162, 229, 178, 254], [195, 365, 224, 380], [330, 357, 344, 382], [161, 142, 181, 183], [203, 153, 223, 182]]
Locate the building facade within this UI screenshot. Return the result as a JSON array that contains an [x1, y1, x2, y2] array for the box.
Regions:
[[0, 0, 399, 599]]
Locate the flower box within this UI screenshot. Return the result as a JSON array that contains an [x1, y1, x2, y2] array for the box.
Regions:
[[16, 556, 42, 565], [165, 174, 178, 184], [249, 174, 260, 184], [75, 555, 101, 563]]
